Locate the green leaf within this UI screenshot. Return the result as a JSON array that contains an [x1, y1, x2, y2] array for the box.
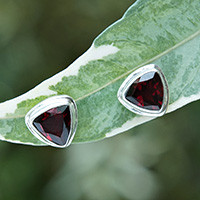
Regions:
[[0, 0, 200, 145]]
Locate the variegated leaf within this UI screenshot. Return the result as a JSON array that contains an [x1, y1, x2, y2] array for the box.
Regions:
[[0, 0, 200, 145]]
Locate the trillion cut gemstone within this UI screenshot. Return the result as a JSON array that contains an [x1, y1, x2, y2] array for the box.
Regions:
[[125, 72, 164, 110], [33, 105, 71, 145]]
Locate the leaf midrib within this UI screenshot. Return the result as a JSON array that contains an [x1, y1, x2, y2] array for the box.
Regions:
[[76, 29, 200, 101], [1, 29, 200, 120]]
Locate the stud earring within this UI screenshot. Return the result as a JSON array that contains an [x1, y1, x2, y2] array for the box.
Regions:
[[25, 95, 78, 148], [117, 64, 169, 117]]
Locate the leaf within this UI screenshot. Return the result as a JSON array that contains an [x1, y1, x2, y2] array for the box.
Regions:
[[0, 0, 200, 145]]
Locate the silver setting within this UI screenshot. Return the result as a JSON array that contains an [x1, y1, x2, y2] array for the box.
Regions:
[[25, 95, 78, 148], [117, 64, 169, 117]]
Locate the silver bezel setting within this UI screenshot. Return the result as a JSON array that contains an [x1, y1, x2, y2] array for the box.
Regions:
[[25, 95, 78, 148], [117, 64, 169, 117]]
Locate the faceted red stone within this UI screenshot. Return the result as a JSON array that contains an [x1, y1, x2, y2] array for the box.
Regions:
[[33, 105, 71, 145], [125, 72, 163, 110]]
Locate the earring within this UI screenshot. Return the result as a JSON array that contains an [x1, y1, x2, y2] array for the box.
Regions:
[[25, 95, 78, 148], [117, 64, 169, 117]]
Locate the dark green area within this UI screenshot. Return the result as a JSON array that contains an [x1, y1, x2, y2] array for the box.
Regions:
[[0, 0, 133, 102], [0, 0, 200, 200]]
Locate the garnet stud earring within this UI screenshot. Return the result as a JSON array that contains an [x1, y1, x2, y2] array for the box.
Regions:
[[117, 64, 169, 116], [25, 95, 78, 148]]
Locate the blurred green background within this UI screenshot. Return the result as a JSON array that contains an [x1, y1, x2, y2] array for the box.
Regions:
[[1, 0, 200, 200]]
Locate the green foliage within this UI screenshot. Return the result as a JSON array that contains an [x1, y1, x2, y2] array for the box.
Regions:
[[0, 0, 200, 145], [1, 1, 200, 200]]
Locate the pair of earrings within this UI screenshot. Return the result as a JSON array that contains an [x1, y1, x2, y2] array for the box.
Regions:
[[25, 64, 169, 148]]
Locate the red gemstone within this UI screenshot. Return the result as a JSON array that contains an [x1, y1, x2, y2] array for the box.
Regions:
[[33, 105, 71, 145], [125, 72, 163, 110]]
